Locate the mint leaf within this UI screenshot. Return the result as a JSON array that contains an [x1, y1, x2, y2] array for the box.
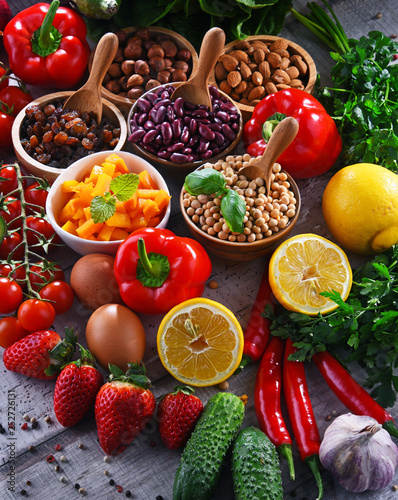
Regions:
[[110, 173, 139, 202], [90, 196, 116, 223]]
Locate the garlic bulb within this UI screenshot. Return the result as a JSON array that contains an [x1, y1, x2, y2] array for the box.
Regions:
[[319, 413, 398, 492]]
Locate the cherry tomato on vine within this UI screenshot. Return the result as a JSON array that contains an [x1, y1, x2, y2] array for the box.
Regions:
[[17, 298, 56, 332], [0, 232, 24, 260], [24, 181, 49, 215], [0, 196, 21, 230], [0, 262, 26, 286], [0, 86, 33, 116], [29, 262, 65, 292], [0, 317, 29, 348], [0, 110, 14, 149], [0, 165, 26, 195], [39, 281, 74, 315], [26, 216, 60, 247], [0, 276, 23, 314]]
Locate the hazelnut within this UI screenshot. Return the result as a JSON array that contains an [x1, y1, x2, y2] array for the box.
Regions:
[[164, 58, 172, 68], [176, 48, 191, 62], [161, 39, 178, 58], [127, 36, 143, 46], [171, 69, 187, 82], [124, 44, 142, 60], [118, 75, 130, 91], [147, 44, 165, 59], [134, 60, 150, 76], [107, 62, 122, 79], [114, 30, 128, 45], [105, 80, 121, 94], [134, 27, 149, 40], [157, 70, 171, 84], [114, 47, 124, 64], [121, 60, 136, 76], [144, 40, 156, 51], [127, 87, 145, 100], [146, 79, 161, 91], [149, 56, 165, 73], [102, 73, 111, 85], [173, 60, 189, 73], [127, 74, 144, 88]]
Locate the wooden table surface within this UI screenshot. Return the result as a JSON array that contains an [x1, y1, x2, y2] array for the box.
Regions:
[[1, 1, 398, 499]]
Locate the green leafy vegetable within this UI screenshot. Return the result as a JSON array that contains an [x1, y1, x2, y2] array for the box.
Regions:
[[184, 168, 246, 233], [266, 245, 398, 407], [90, 172, 139, 223]]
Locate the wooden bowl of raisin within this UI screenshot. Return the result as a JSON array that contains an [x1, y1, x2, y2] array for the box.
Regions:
[[12, 91, 128, 183]]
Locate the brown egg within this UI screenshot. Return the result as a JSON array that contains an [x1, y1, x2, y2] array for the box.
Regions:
[[70, 253, 123, 310], [85, 303, 146, 371]]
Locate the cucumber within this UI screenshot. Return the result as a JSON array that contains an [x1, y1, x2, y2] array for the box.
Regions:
[[232, 426, 283, 500], [173, 392, 245, 500], [70, 0, 122, 19], [0, 215, 5, 246]]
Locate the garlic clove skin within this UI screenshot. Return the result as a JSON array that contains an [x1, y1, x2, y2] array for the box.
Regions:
[[319, 413, 398, 493]]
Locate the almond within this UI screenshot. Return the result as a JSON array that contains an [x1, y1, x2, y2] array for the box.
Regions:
[[266, 52, 282, 69], [250, 99, 261, 107], [276, 83, 291, 90], [253, 49, 265, 65], [219, 80, 232, 95], [242, 82, 255, 99], [235, 40, 250, 51], [215, 62, 227, 81], [250, 41, 269, 52], [286, 66, 300, 80], [272, 69, 290, 85], [252, 71, 263, 86], [240, 62, 252, 81], [290, 79, 305, 88], [239, 97, 251, 105], [265, 81, 278, 94], [235, 80, 248, 94], [248, 85, 266, 102], [229, 49, 250, 64], [227, 70, 242, 88], [258, 61, 271, 79], [248, 62, 258, 72], [230, 91, 241, 101], [221, 54, 239, 72], [280, 57, 291, 71], [290, 55, 308, 75], [273, 48, 290, 59], [269, 39, 289, 51]]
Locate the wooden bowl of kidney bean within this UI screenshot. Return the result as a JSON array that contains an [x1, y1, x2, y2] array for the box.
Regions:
[[127, 83, 243, 175], [90, 26, 199, 118], [209, 35, 316, 123], [12, 91, 127, 183], [179, 154, 301, 261]]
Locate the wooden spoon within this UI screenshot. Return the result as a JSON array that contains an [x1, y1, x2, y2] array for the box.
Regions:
[[238, 116, 299, 195], [170, 27, 226, 110], [62, 32, 119, 123]]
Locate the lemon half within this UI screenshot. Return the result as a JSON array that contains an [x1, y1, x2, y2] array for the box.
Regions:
[[269, 233, 352, 316]]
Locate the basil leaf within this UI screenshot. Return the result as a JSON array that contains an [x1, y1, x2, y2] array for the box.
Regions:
[[220, 189, 246, 233], [184, 169, 227, 196], [90, 195, 116, 223], [110, 173, 140, 202]]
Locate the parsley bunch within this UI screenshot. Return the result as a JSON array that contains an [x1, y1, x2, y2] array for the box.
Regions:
[[267, 245, 398, 407]]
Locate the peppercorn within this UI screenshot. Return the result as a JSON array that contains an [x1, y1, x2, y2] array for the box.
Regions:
[[20, 489, 26, 495], [125, 491, 132, 498], [54, 465, 60, 472], [103, 456, 111, 463], [208, 280, 219, 289], [78, 487, 86, 495], [30, 417, 37, 424], [21, 423, 28, 431], [78, 443, 85, 449], [26, 481, 31, 486], [74, 483, 80, 490], [116, 485, 123, 493], [156, 496, 164, 500], [31, 421, 39, 429], [44, 416, 52, 424], [0, 427, 6, 434], [28, 446, 35, 452], [46, 455, 55, 463], [23, 414, 30, 422], [60, 455, 67, 462], [55, 444, 62, 451], [109, 479, 115, 486]]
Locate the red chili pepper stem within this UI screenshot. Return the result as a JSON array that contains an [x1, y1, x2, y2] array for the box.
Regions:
[[383, 420, 398, 438], [306, 455, 323, 500], [278, 444, 295, 481]]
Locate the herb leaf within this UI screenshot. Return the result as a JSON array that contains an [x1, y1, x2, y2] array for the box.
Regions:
[[90, 195, 116, 223], [184, 169, 227, 197], [220, 190, 246, 233], [110, 173, 140, 202]]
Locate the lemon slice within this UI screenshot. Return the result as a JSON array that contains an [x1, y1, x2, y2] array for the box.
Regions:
[[269, 233, 352, 316], [157, 298, 244, 387]]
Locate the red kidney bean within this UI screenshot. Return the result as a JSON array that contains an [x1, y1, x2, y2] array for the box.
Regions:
[[201, 150, 214, 160], [188, 135, 199, 148], [209, 86, 220, 99], [161, 90, 170, 100], [170, 152, 188, 163], [138, 113, 148, 126], [216, 111, 230, 123], [167, 142, 184, 153], [189, 119, 197, 135], [185, 102, 196, 110], [199, 123, 215, 141], [142, 143, 157, 154], [158, 149, 171, 160], [144, 120, 155, 130], [181, 147, 192, 154], [154, 99, 171, 110], [221, 123, 236, 141], [142, 129, 158, 144], [174, 97, 184, 117], [221, 101, 237, 114], [198, 137, 210, 153], [155, 134, 163, 145], [214, 131, 225, 146], [161, 122, 173, 142], [192, 109, 209, 118], [147, 92, 159, 104], [128, 128, 146, 142], [172, 118, 182, 138], [167, 105, 175, 122], [181, 126, 190, 143], [137, 99, 151, 113], [208, 123, 221, 132], [154, 105, 167, 124]]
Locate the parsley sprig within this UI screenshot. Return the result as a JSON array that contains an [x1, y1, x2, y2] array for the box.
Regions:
[[90, 173, 139, 223], [267, 245, 398, 407]]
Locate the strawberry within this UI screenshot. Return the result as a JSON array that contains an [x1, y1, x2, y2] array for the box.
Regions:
[[95, 362, 155, 455], [3, 327, 77, 380], [54, 345, 104, 427], [157, 385, 203, 450]]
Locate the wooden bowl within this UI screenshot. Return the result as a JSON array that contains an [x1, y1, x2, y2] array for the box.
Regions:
[[12, 91, 127, 183], [90, 26, 199, 118], [209, 35, 317, 123], [179, 161, 301, 262], [127, 83, 243, 176]]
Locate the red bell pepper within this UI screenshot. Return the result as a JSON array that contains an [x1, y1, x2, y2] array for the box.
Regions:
[[3, 0, 90, 89], [114, 227, 212, 315], [243, 88, 342, 179]]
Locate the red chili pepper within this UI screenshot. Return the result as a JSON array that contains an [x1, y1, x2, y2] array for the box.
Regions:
[[313, 350, 398, 438], [254, 336, 295, 480], [283, 338, 323, 499], [3, 1, 90, 89], [114, 227, 212, 315], [242, 88, 342, 179], [238, 265, 274, 370]]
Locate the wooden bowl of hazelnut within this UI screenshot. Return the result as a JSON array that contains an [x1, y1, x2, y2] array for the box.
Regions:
[[179, 154, 301, 262], [90, 26, 199, 118], [209, 35, 316, 123]]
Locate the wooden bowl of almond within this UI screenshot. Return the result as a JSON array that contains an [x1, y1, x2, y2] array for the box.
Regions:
[[209, 35, 316, 123]]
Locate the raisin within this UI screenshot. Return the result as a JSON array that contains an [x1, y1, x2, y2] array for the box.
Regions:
[[30, 135, 40, 148], [82, 138, 94, 150], [54, 131, 68, 146], [43, 104, 56, 116], [43, 131, 54, 143]]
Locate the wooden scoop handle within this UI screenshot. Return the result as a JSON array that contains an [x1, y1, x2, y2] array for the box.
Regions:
[[192, 27, 226, 87], [258, 116, 299, 171], [86, 32, 119, 92]]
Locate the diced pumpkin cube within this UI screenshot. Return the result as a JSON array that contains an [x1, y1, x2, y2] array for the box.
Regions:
[[106, 153, 129, 174], [83, 206, 91, 220], [91, 172, 112, 197], [148, 216, 162, 227], [87, 164, 103, 182], [137, 189, 159, 199], [80, 183, 95, 205], [110, 227, 130, 240], [128, 215, 149, 232], [61, 180, 79, 193], [138, 170, 157, 189], [61, 220, 78, 235], [115, 201, 127, 213], [124, 192, 138, 211], [71, 207, 84, 220], [143, 199, 160, 222], [101, 162, 117, 178], [154, 190, 170, 213], [105, 212, 130, 228], [76, 218, 103, 239], [97, 224, 115, 241]]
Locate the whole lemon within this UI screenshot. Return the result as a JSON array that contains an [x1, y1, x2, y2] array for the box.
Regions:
[[322, 163, 398, 255]]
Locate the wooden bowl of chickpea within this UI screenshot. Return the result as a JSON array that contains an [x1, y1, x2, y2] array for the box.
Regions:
[[180, 153, 301, 261]]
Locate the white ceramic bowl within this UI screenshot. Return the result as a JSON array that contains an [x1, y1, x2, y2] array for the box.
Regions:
[[46, 151, 171, 256]]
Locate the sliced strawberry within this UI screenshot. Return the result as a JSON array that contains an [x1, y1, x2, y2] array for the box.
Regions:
[[54, 345, 104, 427], [95, 363, 155, 455], [3, 327, 77, 380], [157, 385, 203, 450]]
